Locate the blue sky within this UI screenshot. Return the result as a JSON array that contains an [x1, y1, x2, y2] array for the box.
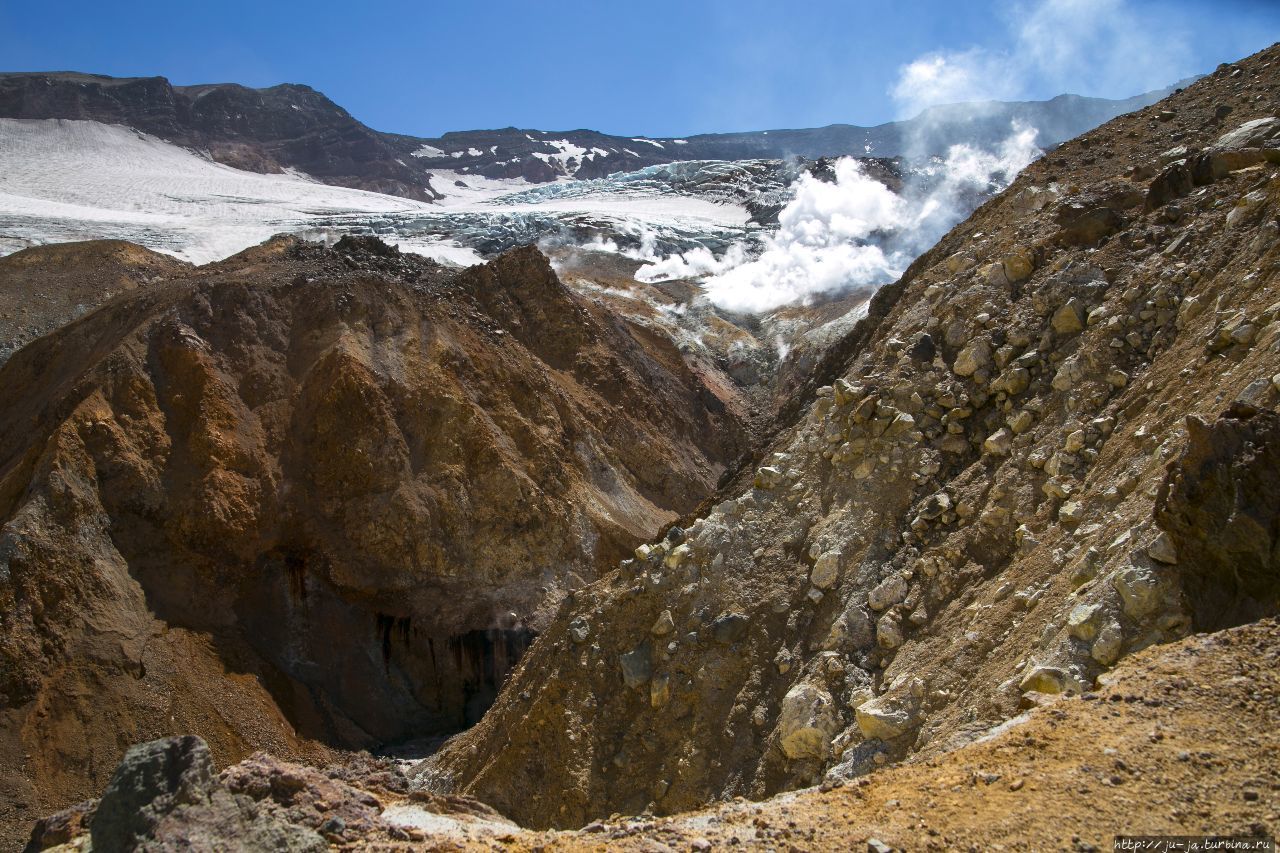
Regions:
[[1, 0, 1276, 138]]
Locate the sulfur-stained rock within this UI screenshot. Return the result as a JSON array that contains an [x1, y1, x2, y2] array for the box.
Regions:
[[651, 610, 676, 637], [1051, 300, 1086, 335], [777, 683, 841, 760]]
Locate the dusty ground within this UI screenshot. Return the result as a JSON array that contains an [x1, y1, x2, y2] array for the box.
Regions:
[[537, 618, 1279, 852]]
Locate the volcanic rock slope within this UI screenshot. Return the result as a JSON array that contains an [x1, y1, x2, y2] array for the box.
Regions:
[[0, 237, 750, 848], [419, 45, 1280, 829]]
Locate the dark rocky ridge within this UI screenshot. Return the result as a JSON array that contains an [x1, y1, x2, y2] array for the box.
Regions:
[[1, 71, 1186, 194], [0, 72, 439, 200]]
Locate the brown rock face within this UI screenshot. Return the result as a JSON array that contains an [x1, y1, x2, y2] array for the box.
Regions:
[[0, 237, 748, 847], [1157, 405, 1280, 631]]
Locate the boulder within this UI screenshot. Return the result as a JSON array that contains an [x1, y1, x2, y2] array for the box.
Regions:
[[1155, 407, 1280, 630], [811, 551, 842, 590], [984, 428, 1014, 457], [1145, 162, 1194, 211], [1056, 204, 1123, 247], [953, 339, 992, 377], [855, 693, 921, 740], [1051, 300, 1086, 335], [777, 683, 841, 760], [867, 574, 909, 611], [1215, 116, 1280, 150]]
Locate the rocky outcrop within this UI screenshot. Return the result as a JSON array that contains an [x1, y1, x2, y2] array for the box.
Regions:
[[1157, 404, 1280, 631], [0, 72, 440, 200], [419, 44, 1280, 828], [0, 237, 749, 847], [26, 734, 517, 850]]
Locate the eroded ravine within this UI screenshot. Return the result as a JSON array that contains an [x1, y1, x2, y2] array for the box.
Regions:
[[0, 236, 756, 847]]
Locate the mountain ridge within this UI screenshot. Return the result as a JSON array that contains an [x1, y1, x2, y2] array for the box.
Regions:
[[0, 70, 1188, 196]]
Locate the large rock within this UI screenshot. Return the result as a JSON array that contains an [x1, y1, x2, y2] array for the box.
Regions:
[[1156, 406, 1280, 630], [90, 736, 326, 852], [1215, 116, 1280, 149], [1056, 204, 1124, 247], [90, 737, 216, 850], [953, 339, 992, 377], [777, 684, 842, 760], [855, 692, 921, 741], [1145, 161, 1194, 210]]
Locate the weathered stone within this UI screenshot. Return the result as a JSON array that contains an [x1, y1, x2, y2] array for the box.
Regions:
[[1059, 501, 1086, 526], [1113, 567, 1162, 619], [711, 612, 750, 644], [664, 544, 690, 569], [953, 340, 992, 377], [909, 333, 937, 362], [1019, 664, 1067, 694], [651, 610, 675, 637], [992, 367, 1031, 396], [1147, 533, 1178, 565], [620, 645, 652, 689], [778, 684, 841, 760], [1146, 161, 1194, 211], [855, 693, 920, 740], [1052, 356, 1086, 391], [867, 574, 909, 611], [569, 616, 591, 643], [1215, 116, 1280, 149], [883, 412, 917, 439], [1067, 603, 1104, 642], [876, 614, 904, 650], [1008, 410, 1035, 434], [1002, 251, 1036, 283], [1051, 300, 1086, 335], [1091, 620, 1124, 665], [91, 736, 218, 852], [1056, 204, 1123, 247], [811, 551, 842, 590], [755, 466, 785, 489], [650, 673, 671, 709], [984, 428, 1014, 457]]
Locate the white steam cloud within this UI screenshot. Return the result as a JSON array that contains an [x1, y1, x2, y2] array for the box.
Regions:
[[891, 0, 1190, 117], [635, 125, 1040, 314], [619, 0, 1179, 315]]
